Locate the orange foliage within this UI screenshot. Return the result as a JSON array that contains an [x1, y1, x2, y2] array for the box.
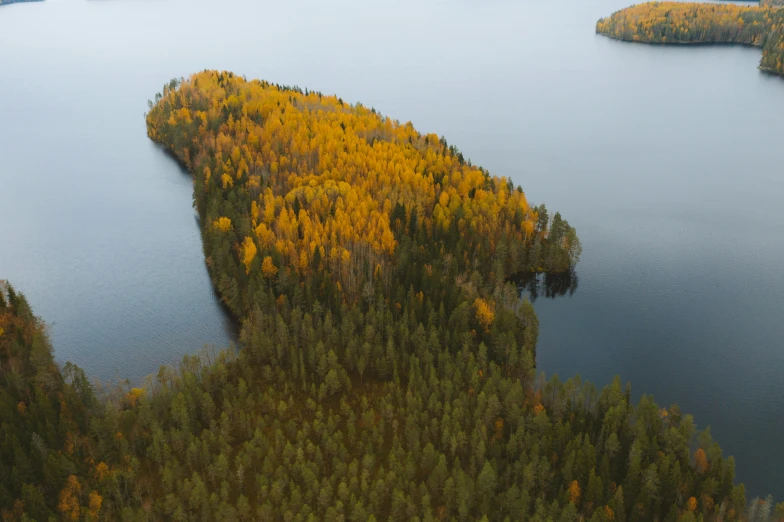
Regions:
[[94, 462, 109, 482], [88, 490, 103, 518], [695, 448, 708, 473], [569, 480, 581, 505], [58, 475, 82, 521], [493, 417, 505, 443]]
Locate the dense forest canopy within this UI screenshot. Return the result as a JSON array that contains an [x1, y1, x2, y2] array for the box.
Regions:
[[2, 71, 781, 520], [145, 71, 581, 320], [0, 282, 762, 520], [0, 282, 102, 520], [596, 2, 784, 76]]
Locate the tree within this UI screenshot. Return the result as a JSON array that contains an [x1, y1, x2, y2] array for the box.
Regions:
[[242, 237, 257, 274], [477, 461, 498, 513], [569, 480, 581, 505], [214, 216, 232, 232], [474, 298, 495, 332], [261, 256, 278, 279], [58, 475, 82, 521], [694, 448, 708, 474]]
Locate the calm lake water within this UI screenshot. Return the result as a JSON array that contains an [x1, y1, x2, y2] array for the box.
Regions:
[[1, 0, 783, 499]]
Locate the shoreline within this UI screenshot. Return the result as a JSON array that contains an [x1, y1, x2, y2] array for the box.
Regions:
[[596, 30, 763, 49], [596, 30, 784, 78]]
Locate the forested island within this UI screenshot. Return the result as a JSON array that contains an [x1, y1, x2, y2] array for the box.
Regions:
[[0, 0, 44, 6], [596, 2, 784, 76], [2, 70, 780, 520]]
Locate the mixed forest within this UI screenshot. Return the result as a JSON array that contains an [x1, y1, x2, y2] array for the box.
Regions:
[[2, 70, 782, 520], [596, 2, 784, 76]]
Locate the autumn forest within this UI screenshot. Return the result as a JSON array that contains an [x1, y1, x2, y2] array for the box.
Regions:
[[3, 67, 782, 521], [596, 2, 784, 76]]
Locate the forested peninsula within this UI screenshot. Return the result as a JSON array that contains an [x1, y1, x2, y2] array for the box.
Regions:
[[2, 70, 779, 520], [596, 2, 784, 76]]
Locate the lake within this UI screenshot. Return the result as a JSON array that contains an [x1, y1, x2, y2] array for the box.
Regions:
[[1, 0, 782, 500]]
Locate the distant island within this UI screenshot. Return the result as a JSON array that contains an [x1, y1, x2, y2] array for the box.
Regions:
[[0, 0, 44, 5], [596, 2, 784, 76]]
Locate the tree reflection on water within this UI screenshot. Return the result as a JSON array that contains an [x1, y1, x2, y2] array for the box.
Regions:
[[507, 269, 578, 301]]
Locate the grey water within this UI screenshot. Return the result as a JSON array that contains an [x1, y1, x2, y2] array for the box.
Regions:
[[1, 0, 782, 499]]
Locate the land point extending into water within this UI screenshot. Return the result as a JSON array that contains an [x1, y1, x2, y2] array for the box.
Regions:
[[596, 1, 784, 76]]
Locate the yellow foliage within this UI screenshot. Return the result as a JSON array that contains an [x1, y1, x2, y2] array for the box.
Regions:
[[687, 496, 698, 511], [242, 236, 257, 274], [474, 298, 495, 332], [213, 216, 231, 232], [127, 387, 145, 407], [255, 222, 275, 247], [299, 249, 309, 272], [597, 2, 775, 48], [146, 71, 550, 297], [261, 256, 278, 279]]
